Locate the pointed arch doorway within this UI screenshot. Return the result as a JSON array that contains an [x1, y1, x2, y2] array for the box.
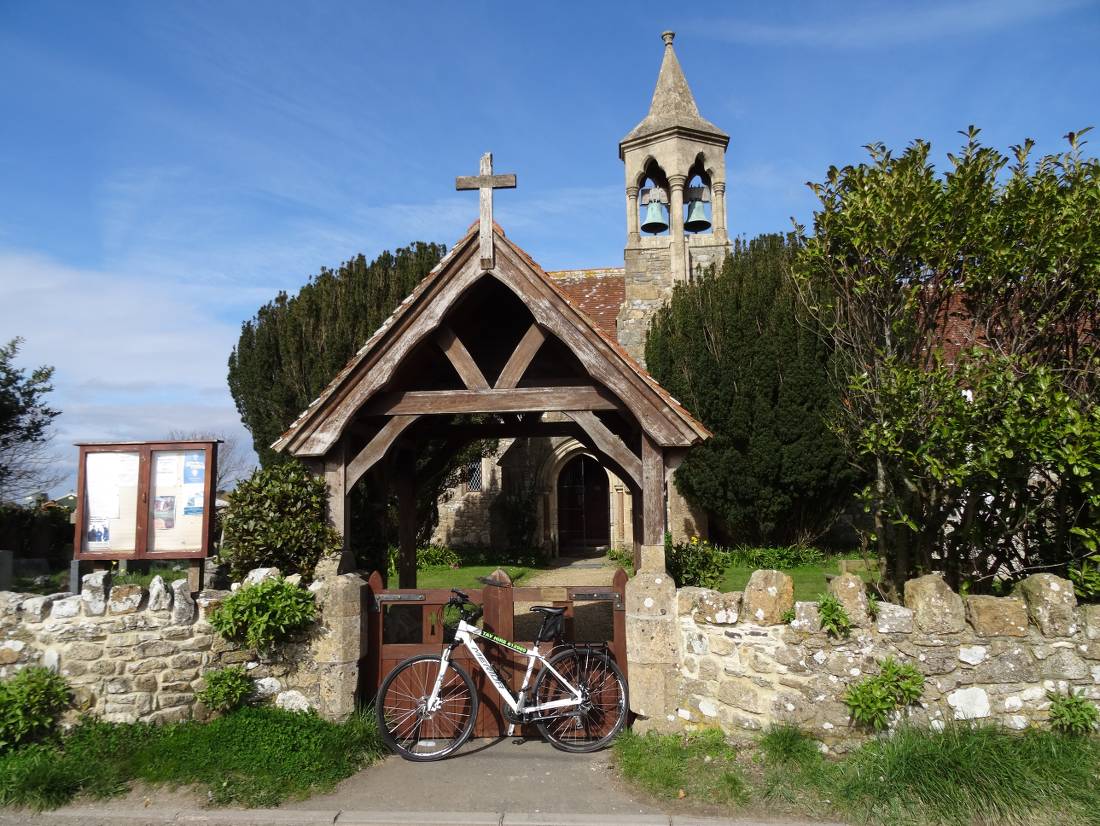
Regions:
[[556, 453, 610, 555]]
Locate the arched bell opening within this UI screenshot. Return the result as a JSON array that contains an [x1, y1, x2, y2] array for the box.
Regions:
[[638, 160, 670, 236], [684, 155, 713, 235]]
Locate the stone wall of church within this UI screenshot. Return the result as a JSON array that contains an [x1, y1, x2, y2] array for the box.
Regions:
[[635, 570, 1099, 750], [0, 564, 362, 725], [619, 243, 676, 365]]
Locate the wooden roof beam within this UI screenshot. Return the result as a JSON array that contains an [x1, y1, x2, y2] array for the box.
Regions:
[[346, 415, 420, 487], [365, 386, 619, 416], [436, 326, 489, 390], [495, 324, 546, 389], [565, 410, 642, 488]]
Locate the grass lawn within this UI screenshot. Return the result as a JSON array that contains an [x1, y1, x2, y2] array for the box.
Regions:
[[0, 707, 385, 810], [615, 724, 1100, 826], [719, 557, 879, 601], [413, 563, 539, 590]]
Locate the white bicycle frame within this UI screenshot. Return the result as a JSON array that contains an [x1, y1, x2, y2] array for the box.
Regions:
[[426, 617, 584, 736]]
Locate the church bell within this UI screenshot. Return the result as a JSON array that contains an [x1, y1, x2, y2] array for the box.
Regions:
[[641, 200, 669, 234], [683, 198, 711, 233]]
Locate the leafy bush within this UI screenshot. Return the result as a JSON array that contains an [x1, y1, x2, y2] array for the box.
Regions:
[[843, 657, 924, 730], [197, 667, 254, 713], [1069, 554, 1100, 602], [1048, 689, 1099, 736], [665, 534, 730, 589], [816, 592, 852, 638], [0, 667, 69, 752], [220, 461, 341, 580], [209, 577, 316, 651]]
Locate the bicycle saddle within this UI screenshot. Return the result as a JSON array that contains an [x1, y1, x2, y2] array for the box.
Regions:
[[530, 605, 565, 615]]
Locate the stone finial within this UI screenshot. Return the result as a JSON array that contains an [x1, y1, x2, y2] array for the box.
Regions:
[[147, 575, 172, 611], [661, 30, 675, 46], [965, 595, 1028, 637], [169, 579, 195, 624], [827, 573, 870, 626], [1018, 574, 1078, 637], [742, 569, 794, 625], [904, 573, 965, 634]]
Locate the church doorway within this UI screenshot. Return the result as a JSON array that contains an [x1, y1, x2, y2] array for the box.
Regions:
[[556, 454, 610, 555]]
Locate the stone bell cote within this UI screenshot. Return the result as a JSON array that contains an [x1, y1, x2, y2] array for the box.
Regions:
[[617, 31, 731, 365]]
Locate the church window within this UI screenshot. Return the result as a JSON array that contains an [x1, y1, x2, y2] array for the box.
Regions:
[[465, 461, 482, 492]]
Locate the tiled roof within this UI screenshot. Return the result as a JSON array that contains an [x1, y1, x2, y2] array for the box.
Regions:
[[545, 268, 626, 338]]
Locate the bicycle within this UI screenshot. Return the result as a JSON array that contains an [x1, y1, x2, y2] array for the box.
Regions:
[[375, 588, 628, 761]]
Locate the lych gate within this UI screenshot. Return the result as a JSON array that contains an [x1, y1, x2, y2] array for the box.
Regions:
[[271, 154, 709, 586]]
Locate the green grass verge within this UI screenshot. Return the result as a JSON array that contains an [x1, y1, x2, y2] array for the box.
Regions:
[[615, 724, 1100, 826], [413, 564, 537, 590], [719, 558, 878, 601], [0, 707, 385, 810]]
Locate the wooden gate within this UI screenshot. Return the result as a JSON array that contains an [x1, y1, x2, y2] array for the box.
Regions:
[[361, 567, 628, 738]]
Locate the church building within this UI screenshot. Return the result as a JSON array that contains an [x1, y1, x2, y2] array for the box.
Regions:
[[431, 32, 729, 556]]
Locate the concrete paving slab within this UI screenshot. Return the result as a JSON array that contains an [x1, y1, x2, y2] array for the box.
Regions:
[[335, 814, 502, 825], [502, 814, 669, 825]]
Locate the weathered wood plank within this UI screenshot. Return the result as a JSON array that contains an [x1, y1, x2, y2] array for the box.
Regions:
[[346, 415, 420, 487], [365, 386, 619, 416], [565, 410, 642, 487], [641, 433, 665, 546], [454, 174, 517, 190], [494, 324, 546, 389], [436, 327, 489, 390]]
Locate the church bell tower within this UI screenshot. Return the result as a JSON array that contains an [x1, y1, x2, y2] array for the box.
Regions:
[[617, 31, 731, 364]]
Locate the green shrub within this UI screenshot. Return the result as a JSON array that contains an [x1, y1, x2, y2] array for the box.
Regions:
[[816, 592, 852, 638], [1069, 554, 1100, 601], [1048, 689, 1099, 736], [729, 545, 826, 569], [0, 667, 69, 752], [666, 534, 729, 589], [197, 667, 254, 713], [843, 657, 924, 730], [209, 577, 316, 651], [220, 461, 341, 580]]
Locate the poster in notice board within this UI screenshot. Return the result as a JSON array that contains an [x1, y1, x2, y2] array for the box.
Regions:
[[147, 450, 205, 552]]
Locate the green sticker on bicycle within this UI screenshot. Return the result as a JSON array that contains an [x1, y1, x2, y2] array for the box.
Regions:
[[480, 629, 528, 653]]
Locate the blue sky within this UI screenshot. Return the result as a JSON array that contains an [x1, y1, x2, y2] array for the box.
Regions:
[[1, 0, 1098, 493]]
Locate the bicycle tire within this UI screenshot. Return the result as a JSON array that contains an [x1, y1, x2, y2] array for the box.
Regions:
[[532, 647, 628, 753], [376, 654, 479, 761]]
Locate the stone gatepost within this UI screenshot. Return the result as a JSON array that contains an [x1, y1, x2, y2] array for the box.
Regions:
[[624, 542, 680, 732]]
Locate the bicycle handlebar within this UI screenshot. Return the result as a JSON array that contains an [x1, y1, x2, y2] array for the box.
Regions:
[[448, 589, 482, 623]]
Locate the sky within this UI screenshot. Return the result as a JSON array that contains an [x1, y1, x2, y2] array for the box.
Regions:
[[1, 0, 1098, 496]]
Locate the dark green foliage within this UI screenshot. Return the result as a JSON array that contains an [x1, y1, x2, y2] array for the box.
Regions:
[[228, 243, 446, 467], [646, 234, 857, 545], [816, 592, 852, 638], [1048, 689, 1099, 736], [0, 667, 69, 752], [209, 577, 316, 651], [0, 707, 385, 809], [0, 337, 60, 500], [197, 667, 254, 713], [727, 544, 825, 569], [844, 657, 924, 730], [665, 533, 729, 589], [1069, 554, 1100, 602], [221, 461, 341, 580], [0, 502, 72, 567]]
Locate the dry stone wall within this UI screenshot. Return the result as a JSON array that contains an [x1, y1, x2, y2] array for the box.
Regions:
[[667, 570, 1100, 749], [0, 562, 363, 725]]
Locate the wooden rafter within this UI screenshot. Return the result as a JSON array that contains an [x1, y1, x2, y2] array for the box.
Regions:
[[346, 415, 420, 488], [494, 324, 546, 389], [436, 327, 489, 391], [565, 410, 641, 488], [365, 386, 618, 416]]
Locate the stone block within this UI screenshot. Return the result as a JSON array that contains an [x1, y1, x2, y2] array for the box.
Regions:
[[904, 574, 965, 634], [147, 707, 191, 725], [108, 584, 145, 614], [51, 595, 82, 619], [958, 645, 988, 665], [679, 588, 741, 625], [65, 642, 103, 661], [966, 596, 1029, 637], [790, 601, 820, 633], [1041, 649, 1089, 680], [196, 589, 230, 622], [0, 640, 26, 665], [255, 677, 281, 697], [147, 575, 172, 611], [742, 570, 794, 626], [1018, 574, 1078, 637], [275, 689, 313, 712], [947, 686, 990, 719], [81, 571, 109, 616], [828, 573, 869, 626], [0, 591, 27, 616], [875, 602, 914, 634], [20, 594, 62, 622], [973, 644, 1038, 683], [169, 652, 203, 670], [717, 678, 766, 714], [243, 567, 281, 587], [170, 579, 195, 624], [322, 574, 365, 619], [1083, 605, 1100, 641]]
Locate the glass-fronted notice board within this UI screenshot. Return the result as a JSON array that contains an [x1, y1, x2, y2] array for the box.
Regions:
[[74, 441, 219, 560]]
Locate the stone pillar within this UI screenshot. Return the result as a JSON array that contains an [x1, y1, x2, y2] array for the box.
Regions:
[[668, 174, 687, 283], [626, 185, 640, 244], [711, 181, 727, 243], [313, 571, 365, 721]]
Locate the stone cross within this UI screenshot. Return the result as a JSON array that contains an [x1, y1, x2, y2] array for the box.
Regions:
[[455, 152, 516, 270]]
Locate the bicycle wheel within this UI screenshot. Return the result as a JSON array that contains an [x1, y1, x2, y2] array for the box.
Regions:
[[532, 647, 628, 752], [376, 654, 478, 761]]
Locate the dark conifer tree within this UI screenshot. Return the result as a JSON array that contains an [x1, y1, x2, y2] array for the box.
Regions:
[[646, 234, 857, 545]]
